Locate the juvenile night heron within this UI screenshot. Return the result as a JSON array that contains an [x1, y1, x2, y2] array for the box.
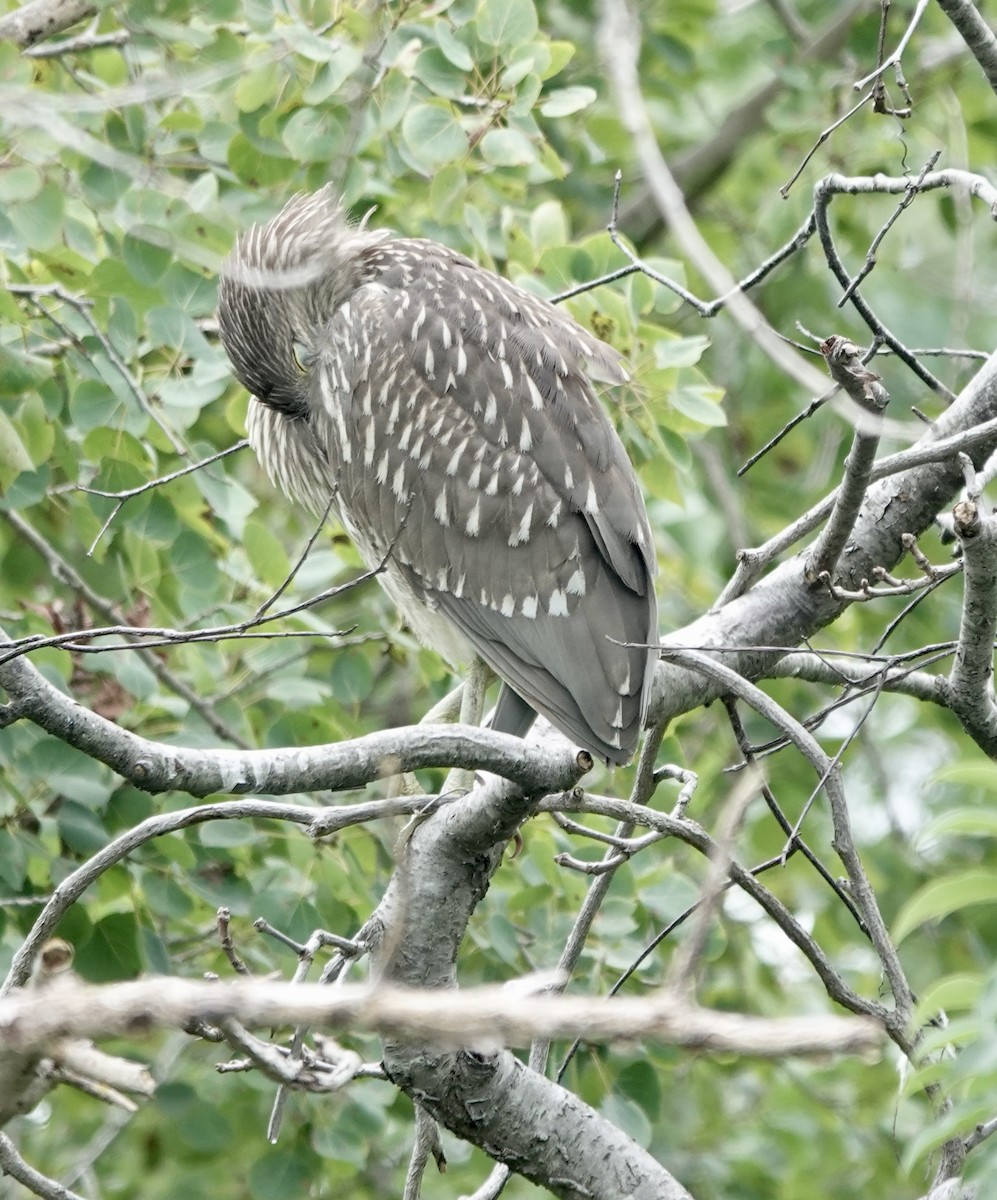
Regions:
[[217, 187, 658, 763]]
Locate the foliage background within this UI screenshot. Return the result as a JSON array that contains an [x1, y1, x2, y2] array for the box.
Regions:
[[2, 0, 997, 1196]]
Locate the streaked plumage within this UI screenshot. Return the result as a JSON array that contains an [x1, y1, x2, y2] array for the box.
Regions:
[[217, 187, 658, 763]]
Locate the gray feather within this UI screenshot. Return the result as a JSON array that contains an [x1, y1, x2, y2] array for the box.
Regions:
[[217, 187, 659, 764]]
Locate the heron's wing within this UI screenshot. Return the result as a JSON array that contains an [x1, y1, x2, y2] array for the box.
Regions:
[[429, 548, 656, 762], [312, 239, 658, 761], [359, 238, 657, 587]]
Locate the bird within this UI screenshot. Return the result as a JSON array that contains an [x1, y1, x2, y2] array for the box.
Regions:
[[217, 187, 658, 764]]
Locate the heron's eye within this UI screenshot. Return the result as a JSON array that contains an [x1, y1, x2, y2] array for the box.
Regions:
[[291, 339, 312, 373]]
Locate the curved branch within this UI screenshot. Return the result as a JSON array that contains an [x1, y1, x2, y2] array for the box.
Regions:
[[0, 1133, 84, 1200], [544, 791, 887, 1024], [1, 798, 318, 995], [0, 627, 587, 798], [660, 650, 912, 1029]]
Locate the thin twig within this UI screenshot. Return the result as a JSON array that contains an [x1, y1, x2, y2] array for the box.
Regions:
[[853, 0, 932, 89]]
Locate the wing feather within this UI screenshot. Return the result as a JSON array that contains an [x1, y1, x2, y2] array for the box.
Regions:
[[308, 238, 658, 762]]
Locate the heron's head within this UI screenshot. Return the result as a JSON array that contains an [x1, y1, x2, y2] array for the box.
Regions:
[[217, 188, 372, 419]]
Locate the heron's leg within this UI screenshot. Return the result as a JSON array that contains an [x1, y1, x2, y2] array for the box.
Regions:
[[490, 682, 538, 739], [460, 656, 495, 727], [390, 659, 496, 797], [445, 656, 495, 793]]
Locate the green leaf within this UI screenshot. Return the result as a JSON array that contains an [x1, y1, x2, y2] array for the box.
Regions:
[[921, 807, 997, 843], [0, 165, 42, 203], [0, 465, 49, 508], [670, 383, 727, 427], [248, 1147, 316, 1200], [902, 1099, 995, 1173], [303, 44, 364, 104], [893, 870, 997, 944], [76, 912, 142, 982], [7, 182, 64, 249], [400, 103, 468, 170], [281, 107, 345, 162], [12, 395, 55, 467], [0, 829, 27, 890], [501, 55, 538, 89], [617, 1060, 662, 1118], [244, 518, 292, 587], [654, 335, 711, 370], [540, 84, 596, 118], [434, 20, 474, 70], [58, 801, 110, 854], [476, 0, 538, 48], [70, 380, 125, 433], [235, 61, 282, 112], [227, 132, 293, 187], [480, 127, 536, 166], [0, 410, 34, 483], [79, 161, 133, 207], [414, 46, 468, 98], [914, 972, 985, 1021], [529, 199, 569, 251], [123, 229, 174, 285], [543, 40, 576, 79], [171, 1098, 234, 1154], [600, 1092, 652, 1148], [171, 529, 223, 614], [0, 345, 51, 396], [932, 761, 997, 792], [331, 649, 375, 705], [199, 820, 261, 848]]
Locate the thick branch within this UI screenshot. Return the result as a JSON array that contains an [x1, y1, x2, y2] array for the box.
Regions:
[[722, 412, 997, 602], [806, 336, 889, 581], [0, 975, 883, 1062], [936, 0, 997, 97], [366, 771, 695, 1198], [0, 630, 586, 797]]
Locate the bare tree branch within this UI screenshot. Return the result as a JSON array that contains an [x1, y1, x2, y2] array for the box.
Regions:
[[0, 0, 98, 49], [936, 0, 997, 97], [0, 975, 884, 1064], [806, 336, 889, 581], [24, 25, 128, 55], [0, 1134, 85, 1200], [939, 494, 997, 753], [0, 627, 589, 801]]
